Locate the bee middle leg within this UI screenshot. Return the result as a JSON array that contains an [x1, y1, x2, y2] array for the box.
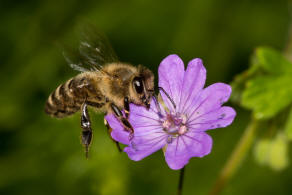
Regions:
[[104, 118, 122, 152], [110, 103, 134, 140], [81, 102, 92, 159]]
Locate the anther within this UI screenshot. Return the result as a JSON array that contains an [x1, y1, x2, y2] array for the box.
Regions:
[[178, 125, 188, 135]]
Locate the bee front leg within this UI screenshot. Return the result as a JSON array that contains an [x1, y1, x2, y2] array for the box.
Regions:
[[104, 118, 122, 152], [81, 103, 92, 159], [124, 97, 130, 119], [110, 103, 134, 140]]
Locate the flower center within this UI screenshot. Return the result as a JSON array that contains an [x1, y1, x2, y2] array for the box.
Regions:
[[162, 112, 188, 139]]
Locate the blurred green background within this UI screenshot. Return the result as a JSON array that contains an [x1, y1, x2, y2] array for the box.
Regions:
[[1, 0, 292, 194]]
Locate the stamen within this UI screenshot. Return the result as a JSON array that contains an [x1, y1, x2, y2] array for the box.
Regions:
[[179, 125, 187, 135], [180, 114, 187, 124], [163, 120, 172, 129], [162, 112, 189, 136]]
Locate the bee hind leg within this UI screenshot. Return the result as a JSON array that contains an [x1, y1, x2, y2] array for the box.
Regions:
[[110, 103, 134, 140], [81, 103, 93, 159], [104, 118, 122, 152]]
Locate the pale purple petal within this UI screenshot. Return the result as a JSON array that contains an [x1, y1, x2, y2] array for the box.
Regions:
[[128, 99, 165, 135], [105, 114, 130, 145], [178, 58, 206, 113], [124, 101, 167, 161], [158, 54, 184, 111], [165, 132, 212, 170], [106, 99, 167, 160], [124, 131, 167, 161], [187, 106, 236, 131], [185, 83, 232, 122], [106, 99, 164, 144]]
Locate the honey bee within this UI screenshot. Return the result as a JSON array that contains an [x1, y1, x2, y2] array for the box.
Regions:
[[45, 28, 154, 157]]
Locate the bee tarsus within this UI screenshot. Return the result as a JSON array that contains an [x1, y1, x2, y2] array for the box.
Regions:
[[111, 103, 134, 137], [104, 118, 122, 152], [81, 103, 92, 159]]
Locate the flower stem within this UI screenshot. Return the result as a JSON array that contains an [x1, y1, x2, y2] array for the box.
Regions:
[[284, 10, 292, 61], [177, 167, 186, 195], [209, 117, 260, 195]]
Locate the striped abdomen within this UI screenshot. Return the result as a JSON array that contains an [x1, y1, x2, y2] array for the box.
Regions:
[[45, 78, 85, 118]]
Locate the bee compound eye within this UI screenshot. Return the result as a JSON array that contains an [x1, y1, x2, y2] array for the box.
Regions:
[[133, 77, 144, 94]]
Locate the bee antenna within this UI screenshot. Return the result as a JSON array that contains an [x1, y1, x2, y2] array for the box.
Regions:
[[153, 95, 163, 118], [158, 87, 176, 109]]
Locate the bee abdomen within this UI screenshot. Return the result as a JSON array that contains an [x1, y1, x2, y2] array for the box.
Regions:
[[45, 79, 84, 118]]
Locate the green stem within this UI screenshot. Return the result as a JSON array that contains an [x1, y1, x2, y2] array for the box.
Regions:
[[177, 167, 185, 195], [284, 7, 292, 61], [209, 117, 260, 195]]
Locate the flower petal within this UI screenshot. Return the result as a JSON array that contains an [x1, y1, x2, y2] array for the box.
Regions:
[[105, 99, 164, 145], [178, 58, 206, 113], [105, 114, 130, 145], [107, 99, 167, 161], [125, 101, 167, 161], [186, 83, 232, 122], [188, 106, 236, 131], [124, 131, 167, 161], [165, 132, 212, 170], [129, 99, 165, 135], [158, 54, 184, 111]]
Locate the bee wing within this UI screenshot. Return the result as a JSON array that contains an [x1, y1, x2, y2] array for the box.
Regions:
[[63, 26, 118, 74], [63, 48, 92, 72]]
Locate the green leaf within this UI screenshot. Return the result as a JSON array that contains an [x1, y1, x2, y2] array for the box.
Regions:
[[230, 47, 292, 105], [242, 75, 292, 119], [230, 63, 260, 104], [285, 107, 292, 140], [255, 47, 292, 75]]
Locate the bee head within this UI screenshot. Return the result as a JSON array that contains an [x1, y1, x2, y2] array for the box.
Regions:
[[130, 65, 154, 109]]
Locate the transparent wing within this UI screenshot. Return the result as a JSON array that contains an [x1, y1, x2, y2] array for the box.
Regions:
[[63, 48, 92, 72], [63, 26, 119, 72]]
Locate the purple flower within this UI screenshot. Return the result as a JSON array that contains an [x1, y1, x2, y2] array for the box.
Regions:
[[106, 54, 236, 170]]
